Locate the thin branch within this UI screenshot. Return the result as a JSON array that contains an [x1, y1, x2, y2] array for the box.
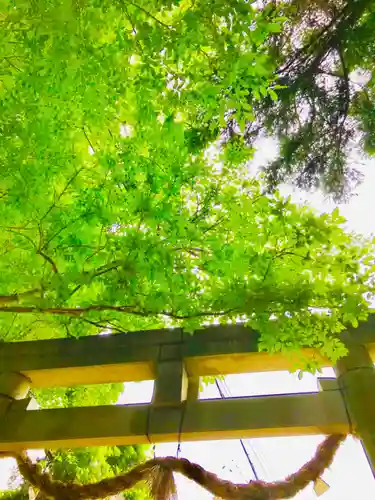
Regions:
[[172, 247, 205, 258], [92, 260, 125, 278], [36, 250, 59, 274], [66, 259, 125, 297], [126, 1, 173, 29], [66, 258, 127, 299], [123, 5, 144, 54], [5, 227, 36, 249], [4, 313, 17, 336], [277, 6, 346, 77], [0, 223, 32, 230], [80, 317, 128, 334], [0, 288, 40, 304], [2, 227, 59, 274], [39, 168, 83, 223], [16, 319, 51, 340], [261, 246, 308, 283], [336, 42, 350, 132], [83, 245, 106, 270], [53, 244, 100, 251], [0, 304, 235, 319], [3, 56, 21, 72], [83, 127, 95, 154], [0, 260, 124, 308], [277, 250, 308, 260], [63, 322, 75, 339], [261, 256, 275, 283], [43, 211, 92, 249], [202, 216, 225, 234]]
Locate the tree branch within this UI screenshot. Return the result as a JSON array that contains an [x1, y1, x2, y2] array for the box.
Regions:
[[0, 304, 234, 319], [36, 250, 59, 274], [0, 288, 40, 304], [39, 168, 84, 223], [126, 1, 172, 29], [43, 211, 93, 249], [202, 216, 225, 234], [172, 247, 205, 258], [83, 127, 95, 154], [5, 227, 36, 248], [80, 318, 128, 334]]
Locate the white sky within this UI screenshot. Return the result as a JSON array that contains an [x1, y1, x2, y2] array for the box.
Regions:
[[1, 138, 375, 497]]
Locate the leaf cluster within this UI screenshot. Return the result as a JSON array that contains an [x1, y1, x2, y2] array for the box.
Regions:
[[0, 0, 374, 362]]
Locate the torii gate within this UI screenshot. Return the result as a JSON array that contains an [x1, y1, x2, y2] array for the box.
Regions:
[[1, 317, 375, 481]]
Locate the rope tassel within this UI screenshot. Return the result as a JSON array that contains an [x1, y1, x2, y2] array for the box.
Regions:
[[148, 465, 178, 500], [0, 434, 346, 500]]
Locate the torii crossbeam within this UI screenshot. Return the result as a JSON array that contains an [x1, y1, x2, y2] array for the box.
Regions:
[[1, 318, 375, 475]]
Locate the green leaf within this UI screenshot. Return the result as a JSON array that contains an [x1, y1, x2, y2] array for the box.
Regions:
[[268, 23, 283, 33], [269, 89, 278, 101]]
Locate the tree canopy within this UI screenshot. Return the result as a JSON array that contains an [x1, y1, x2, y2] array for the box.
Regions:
[[0, 0, 375, 361], [1, 0, 375, 496]]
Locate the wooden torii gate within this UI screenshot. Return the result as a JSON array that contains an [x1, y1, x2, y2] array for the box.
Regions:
[[1, 318, 375, 477]]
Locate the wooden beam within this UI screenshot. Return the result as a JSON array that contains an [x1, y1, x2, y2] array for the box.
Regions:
[[0, 392, 348, 451], [1, 316, 375, 388]]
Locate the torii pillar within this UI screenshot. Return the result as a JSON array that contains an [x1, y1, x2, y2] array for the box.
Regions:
[[334, 331, 375, 476], [0, 371, 30, 416]]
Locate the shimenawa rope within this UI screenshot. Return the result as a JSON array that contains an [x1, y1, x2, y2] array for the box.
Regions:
[[0, 433, 346, 500]]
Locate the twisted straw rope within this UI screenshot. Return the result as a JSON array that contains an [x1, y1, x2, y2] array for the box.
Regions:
[[0, 434, 345, 500]]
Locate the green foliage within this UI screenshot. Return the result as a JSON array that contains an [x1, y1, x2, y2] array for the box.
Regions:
[[0, 0, 282, 336], [240, 0, 375, 199], [0, 0, 373, 360], [32, 383, 123, 409], [0, 2, 374, 360], [37, 445, 150, 499], [0, 491, 28, 500], [3, 384, 149, 499], [0, 2, 275, 495], [0, 154, 374, 363], [2, 0, 374, 495]]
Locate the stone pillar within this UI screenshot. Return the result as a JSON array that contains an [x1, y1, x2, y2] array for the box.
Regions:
[[149, 340, 199, 443], [0, 372, 30, 415], [334, 334, 375, 476]]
